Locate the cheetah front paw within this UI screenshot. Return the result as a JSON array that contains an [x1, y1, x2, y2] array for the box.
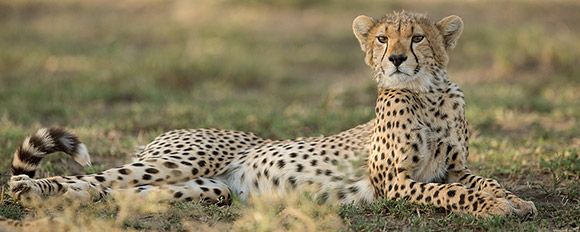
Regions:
[[9, 175, 42, 203], [471, 193, 522, 218], [482, 188, 537, 218], [484, 198, 519, 217], [508, 197, 537, 217]]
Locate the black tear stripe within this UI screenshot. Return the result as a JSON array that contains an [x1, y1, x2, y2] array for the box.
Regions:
[[379, 26, 389, 63], [409, 26, 420, 74], [380, 46, 388, 63]]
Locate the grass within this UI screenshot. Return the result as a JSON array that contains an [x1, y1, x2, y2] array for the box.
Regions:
[[1, 0, 580, 231]]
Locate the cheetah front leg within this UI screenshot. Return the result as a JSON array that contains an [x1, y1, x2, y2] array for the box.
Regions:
[[439, 142, 537, 217], [369, 113, 527, 217], [386, 172, 522, 217], [447, 168, 537, 217], [370, 139, 522, 217]]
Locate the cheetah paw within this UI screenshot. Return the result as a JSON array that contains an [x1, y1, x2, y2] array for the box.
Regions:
[[485, 198, 520, 216], [9, 176, 41, 203], [482, 189, 537, 218], [509, 197, 537, 217]]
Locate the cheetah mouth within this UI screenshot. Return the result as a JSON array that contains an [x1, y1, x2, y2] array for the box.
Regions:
[[389, 69, 411, 77]]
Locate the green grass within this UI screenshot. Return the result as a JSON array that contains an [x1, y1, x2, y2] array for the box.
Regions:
[[1, 0, 580, 231]]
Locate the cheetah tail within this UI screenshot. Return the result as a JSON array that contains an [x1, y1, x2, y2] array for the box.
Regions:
[[11, 127, 91, 178]]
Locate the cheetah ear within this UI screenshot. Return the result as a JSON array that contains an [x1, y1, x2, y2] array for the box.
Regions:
[[436, 15, 463, 52], [353, 15, 376, 52]]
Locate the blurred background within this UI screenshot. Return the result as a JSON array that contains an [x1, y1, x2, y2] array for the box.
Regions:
[[0, 0, 579, 184]]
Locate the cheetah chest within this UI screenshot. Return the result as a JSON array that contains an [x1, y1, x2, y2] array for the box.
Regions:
[[411, 89, 466, 183]]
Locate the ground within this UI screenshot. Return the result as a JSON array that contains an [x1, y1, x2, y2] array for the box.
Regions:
[[0, 0, 579, 231]]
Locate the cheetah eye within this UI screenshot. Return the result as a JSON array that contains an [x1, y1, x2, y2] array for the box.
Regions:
[[412, 35, 424, 43], [377, 36, 388, 44]]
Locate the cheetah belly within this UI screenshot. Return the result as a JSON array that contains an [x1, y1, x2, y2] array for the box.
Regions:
[[217, 143, 372, 202], [216, 163, 252, 202], [219, 157, 343, 202]]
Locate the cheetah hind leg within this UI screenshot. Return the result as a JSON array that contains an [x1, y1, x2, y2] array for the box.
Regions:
[[113, 177, 233, 206], [10, 175, 110, 205]]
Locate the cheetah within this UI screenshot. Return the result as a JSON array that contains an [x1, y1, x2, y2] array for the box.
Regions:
[[5, 11, 536, 223], [351, 11, 536, 216]]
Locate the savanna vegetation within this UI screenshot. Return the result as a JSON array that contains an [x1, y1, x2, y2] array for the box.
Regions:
[[1, 0, 579, 231]]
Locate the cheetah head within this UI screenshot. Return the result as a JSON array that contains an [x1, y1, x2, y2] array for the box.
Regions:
[[353, 11, 463, 92]]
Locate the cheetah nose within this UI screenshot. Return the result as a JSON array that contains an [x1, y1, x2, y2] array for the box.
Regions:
[[388, 54, 407, 67]]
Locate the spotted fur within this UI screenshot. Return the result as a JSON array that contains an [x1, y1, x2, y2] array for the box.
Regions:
[[5, 12, 536, 229]]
